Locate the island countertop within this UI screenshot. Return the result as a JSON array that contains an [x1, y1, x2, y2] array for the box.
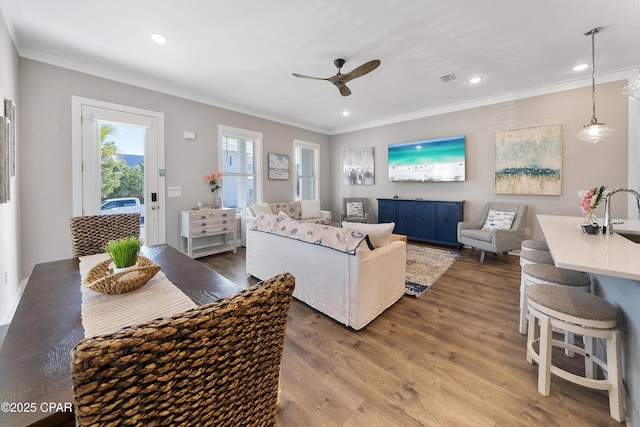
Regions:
[[537, 214, 640, 281]]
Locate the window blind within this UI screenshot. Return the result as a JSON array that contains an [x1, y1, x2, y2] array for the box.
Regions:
[[220, 132, 257, 211]]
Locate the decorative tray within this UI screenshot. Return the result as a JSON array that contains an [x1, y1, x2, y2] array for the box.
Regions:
[[82, 255, 161, 294]]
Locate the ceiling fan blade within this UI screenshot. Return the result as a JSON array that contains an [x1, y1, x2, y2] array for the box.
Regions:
[[292, 73, 329, 81], [338, 84, 352, 97], [338, 59, 381, 83]]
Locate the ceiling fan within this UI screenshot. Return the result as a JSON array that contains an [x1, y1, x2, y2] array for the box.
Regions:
[[292, 58, 381, 96]]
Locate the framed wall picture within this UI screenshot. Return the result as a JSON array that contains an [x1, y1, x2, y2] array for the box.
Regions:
[[4, 99, 15, 178], [495, 124, 562, 195], [0, 115, 8, 203], [343, 147, 375, 185], [268, 153, 289, 180]]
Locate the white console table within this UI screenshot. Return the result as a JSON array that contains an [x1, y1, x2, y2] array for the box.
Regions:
[[180, 208, 236, 258]]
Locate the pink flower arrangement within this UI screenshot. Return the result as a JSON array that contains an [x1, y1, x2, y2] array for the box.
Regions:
[[579, 185, 606, 222], [205, 172, 223, 193]]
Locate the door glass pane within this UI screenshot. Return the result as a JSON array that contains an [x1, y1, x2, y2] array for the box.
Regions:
[[98, 122, 146, 240]]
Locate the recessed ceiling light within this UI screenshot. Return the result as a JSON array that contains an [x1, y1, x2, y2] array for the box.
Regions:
[[150, 33, 167, 44], [342, 111, 350, 116], [469, 76, 483, 84], [573, 63, 589, 71]]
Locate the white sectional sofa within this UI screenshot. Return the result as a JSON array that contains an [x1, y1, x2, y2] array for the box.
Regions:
[[240, 200, 331, 246], [246, 214, 406, 330]]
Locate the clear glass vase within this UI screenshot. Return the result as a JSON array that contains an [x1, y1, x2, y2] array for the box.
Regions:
[[213, 189, 223, 208], [584, 211, 597, 225]]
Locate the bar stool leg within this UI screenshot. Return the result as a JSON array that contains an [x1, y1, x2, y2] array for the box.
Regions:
[[537, 315, 552, 396], [564, 332, 575, 357], [607, 331, 624, 422], [519, 276, 528, 334], [584, 336, 595, 380], [526, 312, 537, 364]]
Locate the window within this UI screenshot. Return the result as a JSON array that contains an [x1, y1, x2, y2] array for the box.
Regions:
[[219, 126, 262, 212], [294, 140, 319, 201]]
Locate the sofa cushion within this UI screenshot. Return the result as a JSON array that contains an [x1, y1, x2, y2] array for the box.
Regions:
[[481, 209, 515, 231], [269, 201, 301, 220], [342, 222, 395, 249], [300, 199, 322, 219], [460, 228, 493, 243], [253, 203, 272, 215]]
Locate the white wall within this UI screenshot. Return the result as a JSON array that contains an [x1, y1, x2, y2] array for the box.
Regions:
[[0, 9, 20, 324], [329, 80, 633, 242], [16, 58, 330, 282]]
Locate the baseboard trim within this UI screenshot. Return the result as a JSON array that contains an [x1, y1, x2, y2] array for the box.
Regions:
[[1, 278, 28, 325]]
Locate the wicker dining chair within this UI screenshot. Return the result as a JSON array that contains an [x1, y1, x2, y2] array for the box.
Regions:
[[69, 213, 141, 257], [71, 272, 296, 427]]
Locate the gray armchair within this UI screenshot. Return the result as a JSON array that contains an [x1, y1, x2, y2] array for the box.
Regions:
[[341, 197, 369, 223], [457, 202, 528, 262]]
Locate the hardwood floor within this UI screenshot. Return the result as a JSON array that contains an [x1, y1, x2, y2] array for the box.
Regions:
[[198, 244, 621, 426]]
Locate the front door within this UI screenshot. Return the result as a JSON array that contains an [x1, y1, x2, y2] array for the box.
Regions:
[[72, 97, 166, 245]]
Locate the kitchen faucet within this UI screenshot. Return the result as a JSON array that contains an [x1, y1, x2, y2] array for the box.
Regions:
[[602, 187, 640, 234]]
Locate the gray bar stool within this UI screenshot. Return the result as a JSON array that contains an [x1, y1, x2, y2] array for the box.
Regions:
[[521, 239, 549, 252], [518, 251, 556, 335], [525, 284, 624, 422], [520, 264, 591, 356], [519, 249, 554, 267]]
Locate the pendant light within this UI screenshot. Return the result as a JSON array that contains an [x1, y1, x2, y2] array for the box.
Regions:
[[576, 27, 615, 143]]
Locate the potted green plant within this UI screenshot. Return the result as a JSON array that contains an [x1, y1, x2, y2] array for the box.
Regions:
[[104, 237, 141, 273]]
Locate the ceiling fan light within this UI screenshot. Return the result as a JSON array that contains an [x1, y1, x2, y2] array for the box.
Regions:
[[623, 78, 640, 100], [577, 123, 615, 143]]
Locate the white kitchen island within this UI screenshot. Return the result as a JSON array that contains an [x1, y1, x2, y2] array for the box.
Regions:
[[537, 215, 640, 427]]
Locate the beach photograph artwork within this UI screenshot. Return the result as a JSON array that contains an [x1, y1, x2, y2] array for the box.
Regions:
[[388, 135, 465, 182]]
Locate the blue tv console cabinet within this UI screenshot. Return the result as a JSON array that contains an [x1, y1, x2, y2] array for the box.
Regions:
[[377, 198, 464, 249]]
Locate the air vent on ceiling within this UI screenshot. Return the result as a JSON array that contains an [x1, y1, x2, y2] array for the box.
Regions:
[[439, 73, 456, 83]]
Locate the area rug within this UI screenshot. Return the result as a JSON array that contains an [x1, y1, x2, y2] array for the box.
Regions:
[[405, 244, 459, 297]]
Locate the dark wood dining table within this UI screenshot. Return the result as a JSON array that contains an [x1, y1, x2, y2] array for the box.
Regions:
[[0, 244, 244, 427]]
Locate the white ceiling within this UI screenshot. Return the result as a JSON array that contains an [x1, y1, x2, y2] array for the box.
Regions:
[[1, 0, 640, 134]]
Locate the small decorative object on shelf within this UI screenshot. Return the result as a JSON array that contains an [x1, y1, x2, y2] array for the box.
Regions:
[[205, 171, 224, 208], [579, 185, 606, 232]]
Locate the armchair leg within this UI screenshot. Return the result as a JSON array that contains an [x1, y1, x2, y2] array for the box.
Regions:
[[479, 250, 486, 263]]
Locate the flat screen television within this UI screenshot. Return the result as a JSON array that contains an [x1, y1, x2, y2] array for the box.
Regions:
[[388, 135, 466, 182]]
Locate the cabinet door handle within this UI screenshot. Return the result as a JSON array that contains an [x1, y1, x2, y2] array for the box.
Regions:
[[221, 220, 228, 224], [221, 213, 228, 217], [199, 215, 206, 220], [221, 227, 228, 231], [200, 230, 207, 234], [201, 223, 207, 227]]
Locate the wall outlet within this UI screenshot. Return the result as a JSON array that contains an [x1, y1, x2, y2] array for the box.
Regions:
[[524, 228, 531, 236]]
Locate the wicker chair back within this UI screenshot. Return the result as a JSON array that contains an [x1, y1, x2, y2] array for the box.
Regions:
[[71, 272, 295, 427], [69, 213, 141, 257]]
